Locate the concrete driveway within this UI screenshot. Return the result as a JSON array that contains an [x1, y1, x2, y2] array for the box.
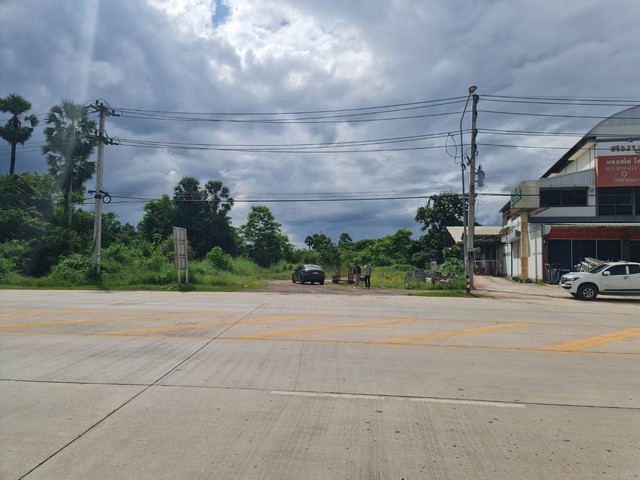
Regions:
[[473, 276, 569, 299]]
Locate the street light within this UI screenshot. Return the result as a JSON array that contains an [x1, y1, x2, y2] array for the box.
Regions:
[[459, 85, 477, 294]]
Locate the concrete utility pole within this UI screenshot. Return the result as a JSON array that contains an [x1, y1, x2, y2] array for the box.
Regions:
[[90, 101, 118, 273], [466, 91, 479, 290], [459, 86, 476, 294]]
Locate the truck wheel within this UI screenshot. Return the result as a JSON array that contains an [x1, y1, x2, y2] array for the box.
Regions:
[[576, 283, 598, 300]]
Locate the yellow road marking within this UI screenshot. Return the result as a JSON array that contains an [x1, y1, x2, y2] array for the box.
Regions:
[[0, 309, 106, 319], [104, 321, 233, 335], [102, 315, 315, 336], [0, 312, 221, 330], [236, 318, 421, 339], [1, 329, 638, 357], [541, 327, 640, 352], [378, 322, 538, 345], [242, 315, 316, 324]]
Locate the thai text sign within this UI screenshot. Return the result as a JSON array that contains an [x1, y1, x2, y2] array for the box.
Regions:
[[596, 142, 640, 187]]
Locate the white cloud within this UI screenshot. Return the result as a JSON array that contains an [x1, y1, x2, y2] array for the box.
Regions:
[[147, 0, 217, 38]]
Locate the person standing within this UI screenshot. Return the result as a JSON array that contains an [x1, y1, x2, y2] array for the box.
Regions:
[[353, 262, 361, 288], [363, 261, 372, 289]]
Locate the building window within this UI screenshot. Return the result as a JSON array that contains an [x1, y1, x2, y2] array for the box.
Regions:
[[540, 188, 588, 207], [547, 239, 622, 271], [597, 187, 634, 216]]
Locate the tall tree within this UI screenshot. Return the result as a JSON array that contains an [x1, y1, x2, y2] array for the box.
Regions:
[[173, 176, 204, 237], [139, 194, 177, 244], [360, 228, 416, 266], [201, 180, 237, 255], [304, 236, 314, 250], [170, 177, 238, 258], [0, 94, 39, 174], [0, 172, 54, 242], [203, 180, 233, 215], [42, 101, 97, 225], [137, 177, 239, 258], [414, 193, 464, 264], [240, 206, 292, 267], [338, 233, 353, 246]]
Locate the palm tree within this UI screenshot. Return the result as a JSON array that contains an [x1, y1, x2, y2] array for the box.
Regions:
[[0, 94, 39, 174], [42, 100, 97, 225], [204, 180, 233, 215], [305, 236, 314, 250]]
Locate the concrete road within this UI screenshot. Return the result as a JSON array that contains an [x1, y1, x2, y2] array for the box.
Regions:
[[1, 287, 638, 479]]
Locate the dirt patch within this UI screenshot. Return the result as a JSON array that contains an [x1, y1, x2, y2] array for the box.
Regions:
[[263, 277, 565, 299], [261, 280, 409, 295]]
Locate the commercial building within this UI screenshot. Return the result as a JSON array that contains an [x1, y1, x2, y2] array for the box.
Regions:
[[501, 105, 640, 282]]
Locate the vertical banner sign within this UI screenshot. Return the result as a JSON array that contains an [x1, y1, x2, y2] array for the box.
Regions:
[[173, 226, 188, 284], [595, 142, 640, 187]]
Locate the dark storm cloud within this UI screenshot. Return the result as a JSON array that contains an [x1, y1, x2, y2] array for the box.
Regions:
[[1, 0, 639, 247]]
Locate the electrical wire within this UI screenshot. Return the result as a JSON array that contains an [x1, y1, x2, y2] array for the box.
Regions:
[[3, 94, 638, 161], [116, 97, 466, 118]]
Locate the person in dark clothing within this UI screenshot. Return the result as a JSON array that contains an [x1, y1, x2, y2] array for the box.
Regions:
[[363, 261, 372, 288]]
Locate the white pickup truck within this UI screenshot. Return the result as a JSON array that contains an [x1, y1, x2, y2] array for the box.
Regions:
[[559, 261, 640, 300]]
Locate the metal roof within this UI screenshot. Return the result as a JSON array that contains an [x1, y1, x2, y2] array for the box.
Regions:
[[541, 105, 640, 179], [446, 226, 503, 243]]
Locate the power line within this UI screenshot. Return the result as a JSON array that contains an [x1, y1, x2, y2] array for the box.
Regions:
[[480, 109, 624, 120], [3, 93, 638, 125], [116, 96, 466, 118], [482, 95, 640, 106]]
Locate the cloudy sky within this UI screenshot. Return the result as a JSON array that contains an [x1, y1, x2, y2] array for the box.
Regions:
[[2, 0, 639, 247]]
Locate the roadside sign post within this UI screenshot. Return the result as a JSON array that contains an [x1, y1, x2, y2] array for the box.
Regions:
[[173, 226, 189, 284]]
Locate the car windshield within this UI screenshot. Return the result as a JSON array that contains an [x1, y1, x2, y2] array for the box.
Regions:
[[589, 264, 610, 274], [305, 265, 322, 270]]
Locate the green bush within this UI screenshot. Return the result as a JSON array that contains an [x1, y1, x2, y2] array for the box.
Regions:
[[0, 239, 34, 275], [440, 258, 464, 276], [205, 247, 233, 271], [47, 254, 94, 285], [0, 256, 15, 276]]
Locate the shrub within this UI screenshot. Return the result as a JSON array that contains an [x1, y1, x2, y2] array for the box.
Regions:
[[440, 258, 464, 276], [47, 254, 94, 285], [0, 256, 15, 276], [0, 239, 33, 275], [205, 247, 233, 271]]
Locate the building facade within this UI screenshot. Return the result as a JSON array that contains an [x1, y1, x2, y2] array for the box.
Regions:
[[501, 105, 640, 282]]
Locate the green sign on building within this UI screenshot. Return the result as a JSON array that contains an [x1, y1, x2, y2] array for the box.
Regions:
[[510, 186, 522, 207]]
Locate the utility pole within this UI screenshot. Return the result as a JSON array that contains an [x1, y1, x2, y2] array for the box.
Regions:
[[90, 101, 118, 273], [466, 92, 479, 290]]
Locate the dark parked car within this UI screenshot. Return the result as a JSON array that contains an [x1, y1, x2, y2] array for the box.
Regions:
[[292, 264, 325, 285]]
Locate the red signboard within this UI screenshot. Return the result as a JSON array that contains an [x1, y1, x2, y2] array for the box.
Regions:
[[595, 154, 640, 187]]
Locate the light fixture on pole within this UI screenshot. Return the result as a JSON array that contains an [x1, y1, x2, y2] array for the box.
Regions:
[[459, 85, 477, 294]]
